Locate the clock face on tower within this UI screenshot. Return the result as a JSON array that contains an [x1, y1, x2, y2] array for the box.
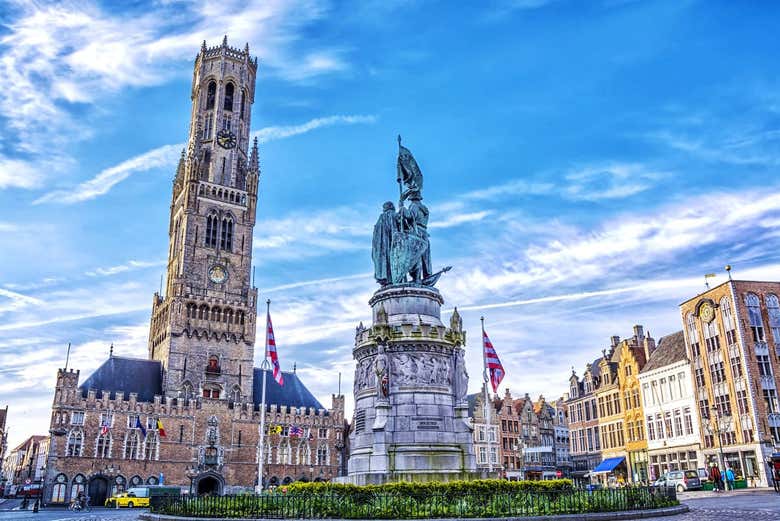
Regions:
[[209, 265, 228, 284], [216, 129, 237, 149], [699, 301, 715, 323]]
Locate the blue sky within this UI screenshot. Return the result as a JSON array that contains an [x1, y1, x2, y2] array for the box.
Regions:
[[2, 0, 780, 449]]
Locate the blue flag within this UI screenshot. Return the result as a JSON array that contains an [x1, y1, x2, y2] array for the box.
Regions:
[[135, 416, 147, 437]]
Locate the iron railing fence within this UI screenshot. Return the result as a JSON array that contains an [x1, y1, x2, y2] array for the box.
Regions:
[[151, 486, 677, 519]]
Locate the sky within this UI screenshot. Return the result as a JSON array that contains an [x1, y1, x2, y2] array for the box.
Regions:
[[1, 0, 780, 450]]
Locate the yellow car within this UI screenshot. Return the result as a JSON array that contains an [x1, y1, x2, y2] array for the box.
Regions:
[[105, 491, 150, 508]]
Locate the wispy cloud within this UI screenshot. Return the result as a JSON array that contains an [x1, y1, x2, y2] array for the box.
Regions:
[[85, 259, 166, 277], [34, 114, 376, 204]]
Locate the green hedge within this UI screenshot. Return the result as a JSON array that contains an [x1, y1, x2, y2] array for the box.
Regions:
[[285, 478, 574, 496]]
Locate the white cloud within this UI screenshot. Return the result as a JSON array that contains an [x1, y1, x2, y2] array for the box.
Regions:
[[33, 114, 376, 204], [0, 157, 48, 189], [85, 259, 166, 277]]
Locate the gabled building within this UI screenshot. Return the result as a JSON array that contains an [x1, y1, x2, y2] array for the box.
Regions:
[[639, 330, 702, 481], [467, 384, 500, 473], [680, 279, 780, 486], [567, 360, 602, 485], [0, 406, 7, 488], [550, 397, 571, 477]]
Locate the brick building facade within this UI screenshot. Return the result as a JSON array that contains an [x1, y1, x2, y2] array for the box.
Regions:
[[42, 38, 346, 507], [680, 279, 780, 486]]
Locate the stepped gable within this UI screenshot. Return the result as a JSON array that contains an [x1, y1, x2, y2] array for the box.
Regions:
[[253, 369, 325, 412], [641, 330, 687, 373], [78, 356, 162, 401]]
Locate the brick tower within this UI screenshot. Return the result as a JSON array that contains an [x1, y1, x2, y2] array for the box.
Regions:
[[148, 36, 260, 402]]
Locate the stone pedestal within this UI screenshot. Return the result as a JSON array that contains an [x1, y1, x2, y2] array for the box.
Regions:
[[346, 285, 477, 484]]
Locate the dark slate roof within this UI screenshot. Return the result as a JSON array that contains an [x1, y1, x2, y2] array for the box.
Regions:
[[253, 369, 325, 412], [641, 331, 687, 373], [79, 357, 162, 402]]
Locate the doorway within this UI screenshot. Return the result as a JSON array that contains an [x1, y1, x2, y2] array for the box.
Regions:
[[87, 476, 109, 506], [196, 476, 222, 496]]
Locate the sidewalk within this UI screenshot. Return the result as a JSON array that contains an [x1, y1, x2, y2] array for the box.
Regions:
[[678, 487, 778, 499]]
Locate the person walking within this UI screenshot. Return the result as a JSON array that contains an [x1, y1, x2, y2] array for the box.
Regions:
[[726, 467, 735, 491], [710, 464, 723, 492]]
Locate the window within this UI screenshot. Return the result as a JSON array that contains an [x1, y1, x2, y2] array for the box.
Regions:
[[664, 412, 673, 437], [686, 313, 700, 356], [124, 430, 140, 460], [730, 352, 743, 379], [203, 115, 212, 139], [698, 397, 710, 421], [297, 443, 311, 465], [202, 388, 220, 399], [714, 393, 731, 416], [764, 389, 779, 413], [758, 355, 773, 377], [99, 412, 114, 428], [70, 475, 86, 501], [655, 414, 664, 439], [710, 361, 726, 384], [142, 431, 159, 460], [746, 293, 765, 342], [240, 90, 246, 119], [683, 408, 693, 435], [736, 390, 750, 415], [721, 298, 737, 345], [647, 416, 655, 441], [230, 386, 241, 403], [319, 428, 328, 439], [205, 214, 218, 247], [767, 294, 780, 343], [695, 367, 706, 388], [95, 433, 111, 459], [66, 431, 83, 457], [673, 409, 683, 437], [478, 446, 487, 463], [220, 216, 233, 251], [51, 474, 67, 503], [316, 445, 328, 466], [277, 442, 291, 464], [71, 411, 84, 426], [127, 414, 139, 429], [206, 81, 216, 110], [703, 319, 720, 353], [224, 83, 234, 110]]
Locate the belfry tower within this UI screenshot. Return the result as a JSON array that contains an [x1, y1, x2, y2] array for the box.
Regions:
[[148, 37, 260, 402]]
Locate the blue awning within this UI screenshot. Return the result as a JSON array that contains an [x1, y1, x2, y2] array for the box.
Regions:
[[592, 457, 625, 473]]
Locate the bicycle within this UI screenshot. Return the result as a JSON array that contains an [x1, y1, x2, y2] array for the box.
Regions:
[[68, 497, 92, 512]]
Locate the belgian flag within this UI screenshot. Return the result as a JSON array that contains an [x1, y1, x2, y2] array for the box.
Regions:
[[156, 418, 167, 437]]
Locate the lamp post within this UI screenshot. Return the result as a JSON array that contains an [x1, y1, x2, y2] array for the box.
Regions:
[[706, 405, 733, 491]]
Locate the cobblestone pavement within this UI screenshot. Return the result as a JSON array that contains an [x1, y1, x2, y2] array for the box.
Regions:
[[639, 489, 780, 521]]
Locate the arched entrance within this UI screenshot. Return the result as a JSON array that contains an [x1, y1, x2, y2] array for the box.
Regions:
[[87, 476, 109, 506], [195, 474, 223, 496]]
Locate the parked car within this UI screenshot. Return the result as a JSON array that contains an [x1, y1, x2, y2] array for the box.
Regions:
[[653, 470, 702, 492], [697, 468, 711, 483], [105, 491, 149, 508]]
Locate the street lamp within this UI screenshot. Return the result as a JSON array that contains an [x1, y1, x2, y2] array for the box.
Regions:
[[705, 405, 733, 491]]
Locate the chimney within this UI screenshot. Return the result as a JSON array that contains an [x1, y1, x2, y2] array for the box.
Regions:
[[610, 335, 620, 348], [633, 324, 644, 340]]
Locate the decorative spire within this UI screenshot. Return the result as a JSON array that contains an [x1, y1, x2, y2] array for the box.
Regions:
[[244, 42, 250, 54], [201, 40, 207, 52], [293, 362, 297, 373], [109, 343, 114, 357], [222, 35, 228, 47], [175, 149, 185, 180], [249, 136, 259, 171]]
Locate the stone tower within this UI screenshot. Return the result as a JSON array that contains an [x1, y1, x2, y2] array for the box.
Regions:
[[148, 37, 260, 402]]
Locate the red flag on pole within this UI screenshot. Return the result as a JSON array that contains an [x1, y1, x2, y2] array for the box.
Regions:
[[483, 328, 505, 393], [267, 311, 284, 386]]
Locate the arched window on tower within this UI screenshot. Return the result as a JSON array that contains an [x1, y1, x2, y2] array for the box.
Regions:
[[95, 433, 111, 459], [766, 294, 780, 343], [65, 430, 83, 457], [206, 81, 216, 110], [230, 386, 241, 403], [124, 430, 140, 460], [720, 298, 737, 345], [144, 431, 160, 461], [205, 214, 218, 248], [240, 90, 246, 120], [198, 305, 208, 320], [221, 216, 233, 251], [224, 83, 234, 111], [224, 308, 233, 324]]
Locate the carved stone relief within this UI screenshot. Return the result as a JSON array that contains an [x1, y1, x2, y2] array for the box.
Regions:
[[391, 353, 452, 387]]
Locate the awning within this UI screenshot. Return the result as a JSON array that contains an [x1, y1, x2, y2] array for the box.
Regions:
[[592, 457, 626, 474]]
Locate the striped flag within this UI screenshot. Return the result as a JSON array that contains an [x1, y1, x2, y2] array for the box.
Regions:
[[267, 311, 284, 386], [100, 419, 110, 436], [483, 328, 505, 393]]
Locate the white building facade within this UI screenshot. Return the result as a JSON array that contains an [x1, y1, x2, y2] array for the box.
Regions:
[[639, 331, 703, 481]]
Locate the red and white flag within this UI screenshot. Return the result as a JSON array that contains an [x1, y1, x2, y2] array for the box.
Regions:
[[266, 311, 284, 386], [100, 419, 110, 436], [483, 328, 505, 393]]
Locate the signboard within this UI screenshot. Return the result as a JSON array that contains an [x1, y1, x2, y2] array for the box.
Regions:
[[412, 416, 443, 431]]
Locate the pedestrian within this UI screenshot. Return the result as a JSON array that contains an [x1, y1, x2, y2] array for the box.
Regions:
[[710, 464, 722, 492], [726, 467, 735, 491]]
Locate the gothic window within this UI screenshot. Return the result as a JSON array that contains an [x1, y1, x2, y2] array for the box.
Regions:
[[220, 216, 233, 251], [70, 475, 85, 501], [230, 386, 241, 403], [240, 90, 246, 119], [198, 305, 208, 319], [186, 303, 196, 318], [224, 83, 234, 111], [124, 430, 140, 460], [51, 474, 67, 503], [65, 430, 83, 457], [316, 444, 328, 466], [277, 441, 292, 464], [766, 294, 780, 343], [746, 293, 765, 342], [202, 385, 221, 399], [720, 298, 737, 345], [203, 115, 212, 139], [205, 214, 218, 248], [224, 308, 233, 324], [297, 442, 311, 465], [211, 307, 221, 321], [686, 313, 700, 357], [144, 431, 159, 461], [95, 433, 111, 459], [703, 318, 720, 352], [201, 150, 211, 180], [182, 381, 193, 400], [206, 81, 216, 110], [130, 476, 143, 488]]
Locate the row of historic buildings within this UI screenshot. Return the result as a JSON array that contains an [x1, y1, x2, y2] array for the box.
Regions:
[[469, 386, 570, 480], [567, 279, 780, 487]]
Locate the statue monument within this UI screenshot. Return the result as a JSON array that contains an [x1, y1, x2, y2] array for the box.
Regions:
[[347, 137, 477, 484]]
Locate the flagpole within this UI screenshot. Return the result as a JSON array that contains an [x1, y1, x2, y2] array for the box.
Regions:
[[481, 316, 493, 475], [256, 299, 271, 494]]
